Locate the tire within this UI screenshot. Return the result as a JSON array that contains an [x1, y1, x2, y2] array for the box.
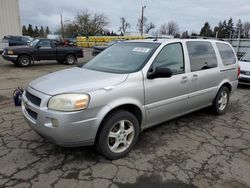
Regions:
[[212, 86, 230, 115], [96, 110, 140, 160], [17, 55, 31, 67], [65, 54, 76, 65]]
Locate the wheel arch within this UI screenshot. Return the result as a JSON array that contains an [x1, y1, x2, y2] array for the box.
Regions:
[[95, 103, 144, 143]]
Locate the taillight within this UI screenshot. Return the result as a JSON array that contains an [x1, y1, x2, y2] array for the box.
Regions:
[[237, 66, 240, 78]]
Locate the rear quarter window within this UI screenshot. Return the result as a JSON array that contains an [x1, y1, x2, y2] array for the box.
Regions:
[[187, 41, 218, 72], [216, 43, 236, 65]]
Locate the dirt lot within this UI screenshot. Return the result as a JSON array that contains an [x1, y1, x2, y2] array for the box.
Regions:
[[0, 49, 250, 188]]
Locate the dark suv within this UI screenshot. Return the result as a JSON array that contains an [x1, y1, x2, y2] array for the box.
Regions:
[[3, 35, 33, 46]]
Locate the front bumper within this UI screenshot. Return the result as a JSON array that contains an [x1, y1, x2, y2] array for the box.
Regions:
[[22, 86, 99, 147], [239, 74, 250, 85], [2, 53, 18, 62]]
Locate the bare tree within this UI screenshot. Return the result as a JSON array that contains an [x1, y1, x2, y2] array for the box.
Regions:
[[74, 9, 109, 36], [159, 21, 179, 36], [159, 23, 168, 35], [243, 22, 250, 38], [136, 16, 147, 34], [136, 17, 155, 34], [145, 22, 155, 33], [118, 17, 131, 35]]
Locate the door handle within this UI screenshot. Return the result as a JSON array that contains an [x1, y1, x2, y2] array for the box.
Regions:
[[181, 76, 188, 83], [192, 74, 198, 81]]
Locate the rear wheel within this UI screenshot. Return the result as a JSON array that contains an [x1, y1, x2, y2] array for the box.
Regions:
[[65, 54, 76, 65], [17, 55, 31, 67], [212, 86, 230, 115], [96, 110, 140, 160]]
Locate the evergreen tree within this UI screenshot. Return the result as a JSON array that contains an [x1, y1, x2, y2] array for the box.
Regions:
[[45, 26, 50, 37], [217, 21, 226, 38], [22, 25, 28, 35], [236, 19, 244, 38], [27, 24, 34, 37], [226, 18, 234, 38], [39, 26, 45, 37], [200, 22, 212, 37], [34, 26, 39, 37]]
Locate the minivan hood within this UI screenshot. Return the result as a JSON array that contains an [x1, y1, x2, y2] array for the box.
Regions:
[[239, 61, 250, 71], [29, 67, 128, 95]]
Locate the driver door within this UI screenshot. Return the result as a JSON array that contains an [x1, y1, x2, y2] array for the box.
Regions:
[[35, 40, 56, 60], [144, 42, 192, 126]]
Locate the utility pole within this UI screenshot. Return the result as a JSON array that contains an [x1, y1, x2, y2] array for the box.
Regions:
[[140, 5, 146, 36], [60, 14, 64, 39]]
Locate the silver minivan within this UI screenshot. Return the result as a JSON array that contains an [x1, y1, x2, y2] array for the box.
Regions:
[[22, 39, 239, 159]]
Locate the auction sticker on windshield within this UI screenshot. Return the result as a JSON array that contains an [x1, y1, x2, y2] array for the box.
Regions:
[[133, 47, 150, 53]]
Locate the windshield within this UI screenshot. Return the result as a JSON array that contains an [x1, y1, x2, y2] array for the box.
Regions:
[[241, 52, 250, 62], [84, 42, 159, 73], [29, 39, 39, 47]]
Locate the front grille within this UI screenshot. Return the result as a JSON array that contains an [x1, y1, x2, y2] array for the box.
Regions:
[[26, 91, 41, 106], [26, 108, 38, 120]]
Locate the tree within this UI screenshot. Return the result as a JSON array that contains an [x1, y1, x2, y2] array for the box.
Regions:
[[145, 22, 155, 33], [74, 10, 109, 36], [22, 25, 28, 35], [118, 17, 130, 35], [181, 31, 190, 39], [27, 24, 33, 37], [226, 18, 234, 38], [33, 26, 39, 37], [159, 23, 168, 35], [39, 26, 45, 38], [167, 21, 179, 36], [136, 16, 155, 35], [243, 22, 250, 38], [45, 26, 50, 37], [236, 19, 244, 38], [159, 21, 179, 36], [200, 22, 212, 37]]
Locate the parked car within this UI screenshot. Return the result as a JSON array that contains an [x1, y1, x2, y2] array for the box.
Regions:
[[92, 40, 124, 56], [22, 39, 239, 159], [2, 38, 83, 66], [2, 35, 33, 46], [238, 52, 250, 85]]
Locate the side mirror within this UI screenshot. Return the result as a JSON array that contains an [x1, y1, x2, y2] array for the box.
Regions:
[[147, 67, 172, 79]]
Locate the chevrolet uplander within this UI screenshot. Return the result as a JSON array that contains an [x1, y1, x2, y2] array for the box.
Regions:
[[22, 39, 239, 159]]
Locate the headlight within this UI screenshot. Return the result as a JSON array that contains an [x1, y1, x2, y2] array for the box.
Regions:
[[48, 94, 89, 112], [8, 50, 14, 55]]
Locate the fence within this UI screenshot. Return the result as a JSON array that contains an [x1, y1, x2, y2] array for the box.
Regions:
[[224, 39, 250, 57], [76, 36, 145, 48]]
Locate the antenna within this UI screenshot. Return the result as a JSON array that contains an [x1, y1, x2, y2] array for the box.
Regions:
[[153, 34, 158, 41]]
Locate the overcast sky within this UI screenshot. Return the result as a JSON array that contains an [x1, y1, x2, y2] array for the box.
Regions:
[[19, 0, 250, 34]]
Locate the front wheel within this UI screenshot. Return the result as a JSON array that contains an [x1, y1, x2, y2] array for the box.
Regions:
[[96, 110, 140, 160], [212, 86, 230, 115], [65, 54, 76, 65], [17, 55, 31, 67]]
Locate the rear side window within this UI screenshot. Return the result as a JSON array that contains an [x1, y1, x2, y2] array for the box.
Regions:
[[216, 43, 236, 65], [39, 40, 52, 48], [187, 41, 218, 72]]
